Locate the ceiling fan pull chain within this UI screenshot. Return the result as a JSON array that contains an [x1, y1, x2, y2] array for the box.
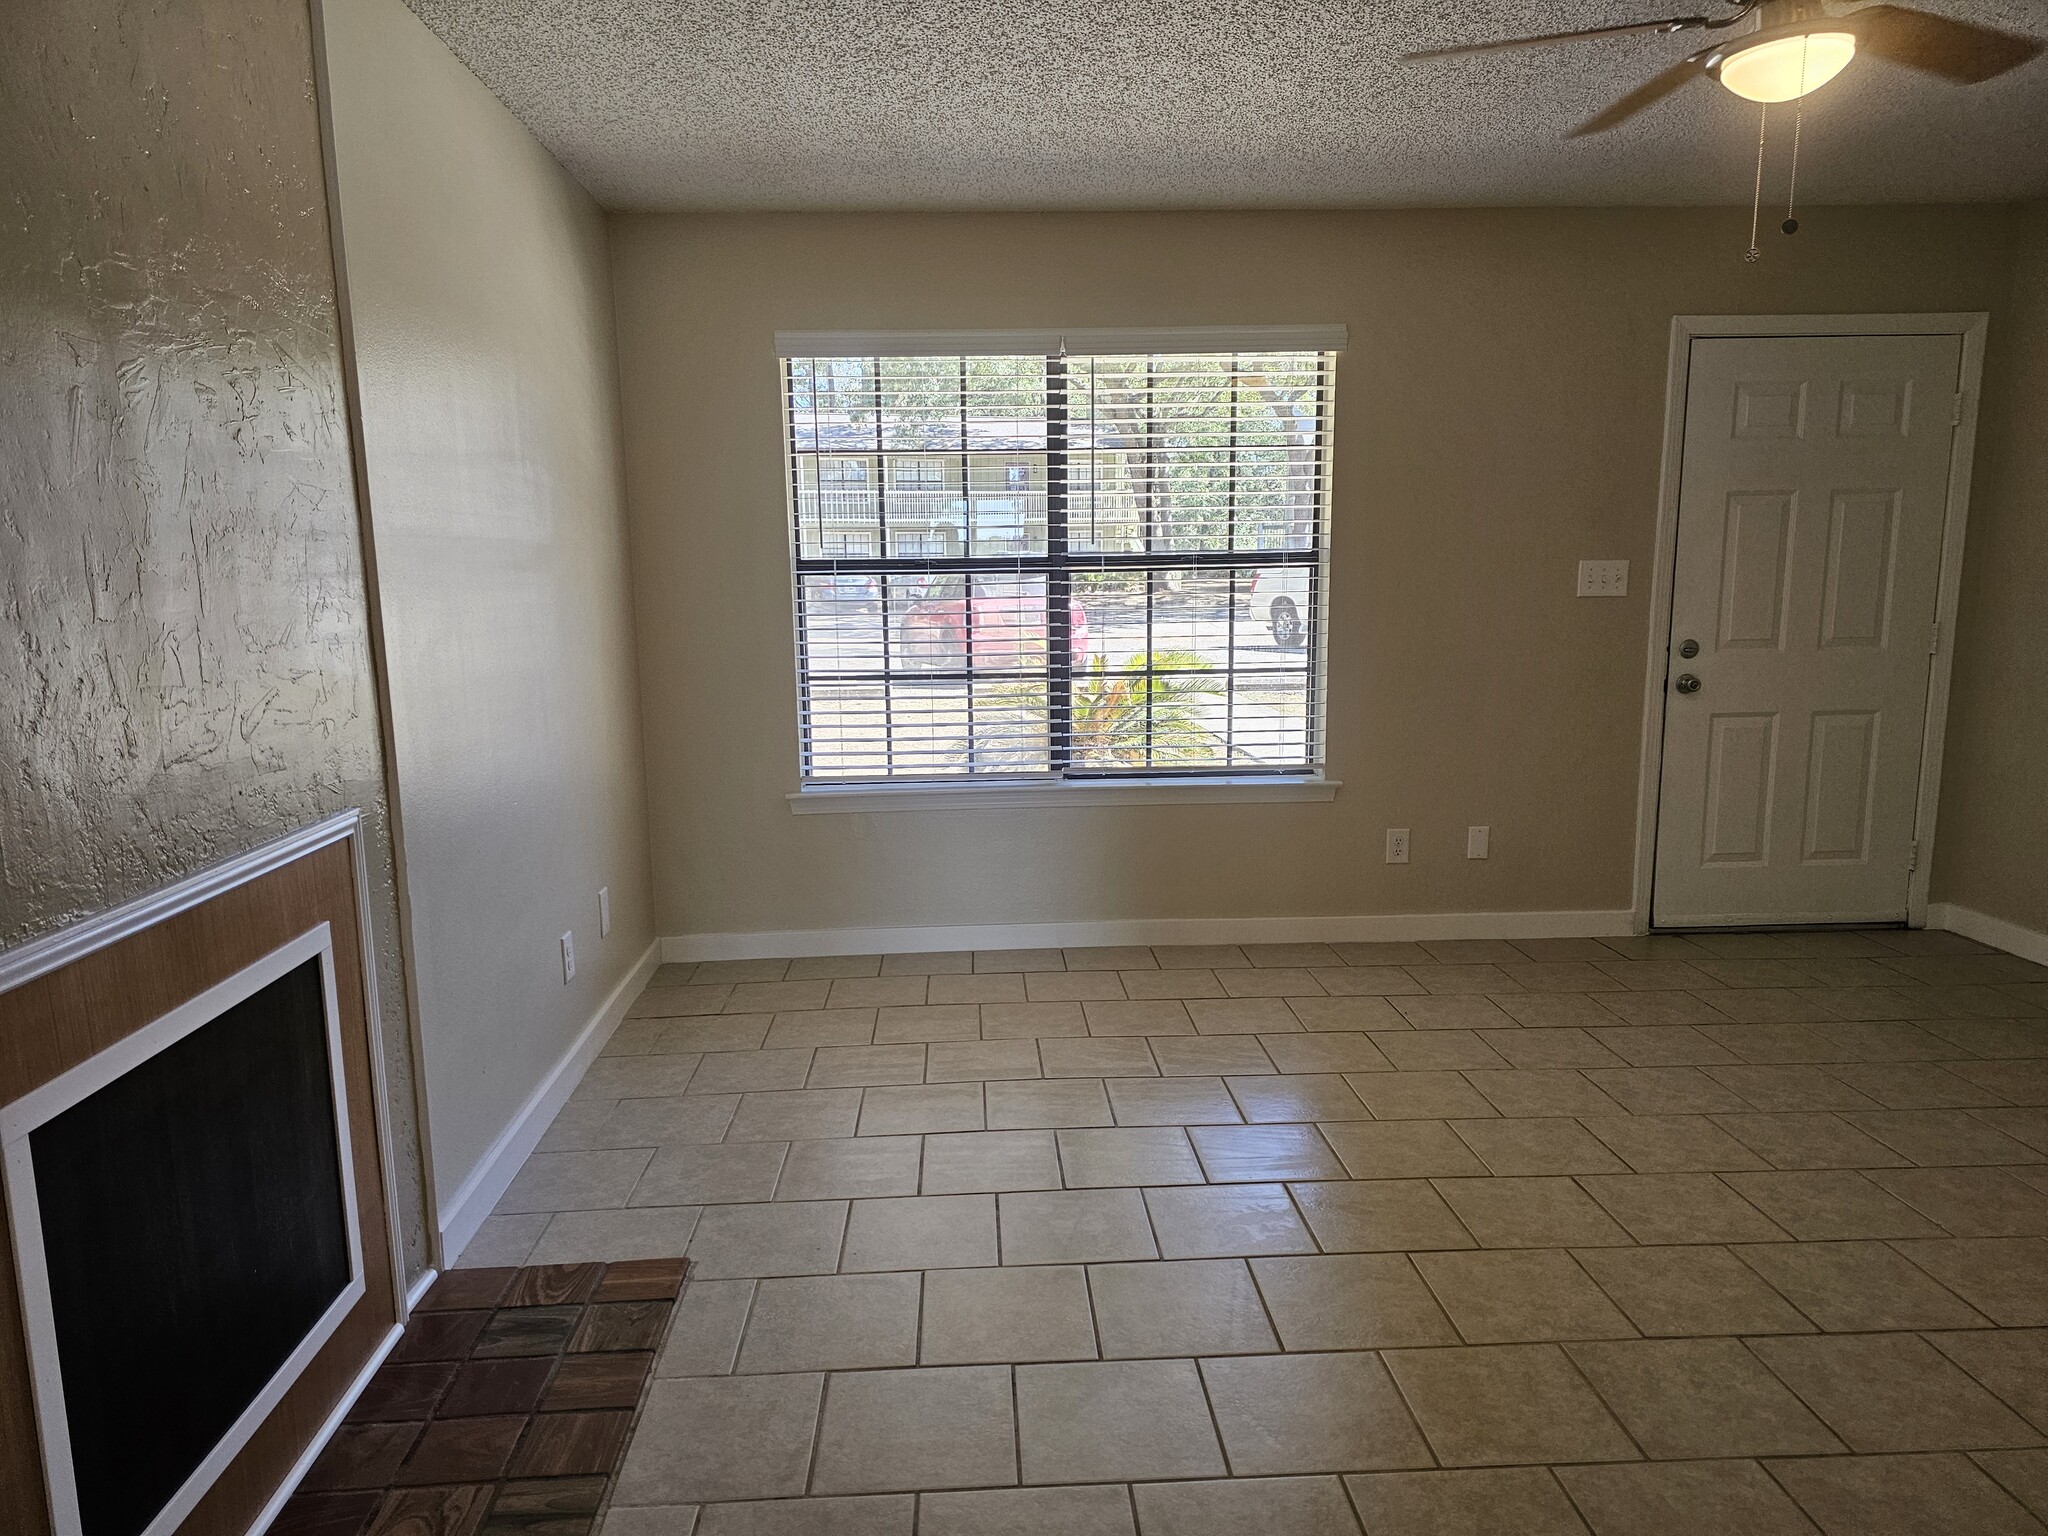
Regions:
[[1782, 34, 1807, 236], [1746, 99, 1768, 263]]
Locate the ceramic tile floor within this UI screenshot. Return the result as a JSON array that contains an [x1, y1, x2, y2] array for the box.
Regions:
[[464, 929, 2048, 1535]]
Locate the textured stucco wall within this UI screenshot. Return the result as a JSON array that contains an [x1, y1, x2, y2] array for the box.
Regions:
[[0, 2, 428, 1273], [318, 0, 655, 1230], [1931, 203, 2048, 935]]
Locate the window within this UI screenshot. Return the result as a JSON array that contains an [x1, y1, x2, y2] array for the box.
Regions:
[[783, 329, 1339, 786]]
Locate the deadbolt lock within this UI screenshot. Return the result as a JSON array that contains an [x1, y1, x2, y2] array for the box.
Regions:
[[1679, 638, 1699, 659], [1675, 674, 1702, 695]]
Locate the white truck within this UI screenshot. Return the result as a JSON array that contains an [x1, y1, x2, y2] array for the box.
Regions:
[[1246, 566, 1311, 648]]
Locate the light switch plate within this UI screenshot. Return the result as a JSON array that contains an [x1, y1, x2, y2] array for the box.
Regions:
[[599, 886, 612, 938], [1467, 825, 1490, 859], [1577, 559, 1629, 598]]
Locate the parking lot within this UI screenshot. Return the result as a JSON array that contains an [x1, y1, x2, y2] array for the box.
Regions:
[[801, 586, 1314, 778]]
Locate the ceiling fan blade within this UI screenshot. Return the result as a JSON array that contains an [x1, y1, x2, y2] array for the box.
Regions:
[[1844, 4, 2044, 83], [1566, 54, 1709, 136], [1404, 16, 1711, 60]]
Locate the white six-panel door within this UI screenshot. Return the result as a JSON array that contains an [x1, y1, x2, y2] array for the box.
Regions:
[[1652, 333, 1963, 928]]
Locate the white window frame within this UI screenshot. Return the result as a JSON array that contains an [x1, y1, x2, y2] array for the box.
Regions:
[[780, 326, 1346, 810]]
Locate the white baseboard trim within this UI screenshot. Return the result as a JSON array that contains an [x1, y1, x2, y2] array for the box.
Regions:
[[434, 940, 660, 1265], [661, 910, 1637, 963], [404, 1266, 440, 1315], [242, 1319, 403, 1536], [1926, 903, 2048, 966]]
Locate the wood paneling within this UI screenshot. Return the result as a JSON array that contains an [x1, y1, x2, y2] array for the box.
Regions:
[[0, 838, 401, 1536]]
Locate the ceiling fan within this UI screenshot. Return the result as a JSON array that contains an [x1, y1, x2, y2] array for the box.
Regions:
[[1405, 0, 2044, 136]]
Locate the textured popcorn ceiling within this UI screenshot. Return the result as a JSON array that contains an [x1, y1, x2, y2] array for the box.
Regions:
[[404, 0, 2048, 210]]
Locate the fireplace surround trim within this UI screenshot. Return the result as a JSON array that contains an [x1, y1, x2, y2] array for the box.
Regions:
[[0, 810, 418, 1536], [0, 810, 414, 1327], [2, 923, 369, 1536]]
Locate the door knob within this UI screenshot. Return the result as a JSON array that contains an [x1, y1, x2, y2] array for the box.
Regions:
[[1674, 674, 1701, 694]]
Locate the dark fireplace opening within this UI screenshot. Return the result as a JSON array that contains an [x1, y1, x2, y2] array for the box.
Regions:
[[30, 955, 352, 1536]]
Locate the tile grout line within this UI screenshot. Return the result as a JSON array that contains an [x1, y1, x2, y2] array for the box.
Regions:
[[1237, 1254, 1293, 1353], [1965, 1446, 2048, 1518], [1080, 1261, 1107, 1361], [1372, 1347, 1448, 1473], [1553, 1332, 1656, 1465], [1547, 1459, 1608, 1532], [1921, 1326, 2048, 1424], [624, 1446, 2038, 1517], [1880, 1234, 2007, 1324], [1721, 1237, 1915, 1335], [1188, 1349, 1236, 1478], [801, 1366, 831, 1497], [1007, 1360, 1024, 1493], [667, 1275, 2048, 1382]]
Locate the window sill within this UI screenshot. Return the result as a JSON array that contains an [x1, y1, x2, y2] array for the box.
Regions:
[[788, 776, 1340, 814]]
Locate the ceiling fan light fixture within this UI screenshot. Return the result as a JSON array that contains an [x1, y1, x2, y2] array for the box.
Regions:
[[1715, 30, 1858, 102]]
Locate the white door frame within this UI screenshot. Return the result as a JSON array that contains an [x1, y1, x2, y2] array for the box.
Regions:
[[1629, 312, 1989, 935]]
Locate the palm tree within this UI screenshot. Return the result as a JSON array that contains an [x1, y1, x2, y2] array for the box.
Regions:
[[1069, 651, 1222, 767]]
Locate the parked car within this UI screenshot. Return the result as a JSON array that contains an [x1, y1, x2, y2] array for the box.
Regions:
[[892, 574, 1092, 670], [811, 571, 880, 612], [1246, 566, 1311, 647]]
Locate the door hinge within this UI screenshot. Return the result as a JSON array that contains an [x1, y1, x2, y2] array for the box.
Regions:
[[1951, 391, 1965, 427], [1908, 840, 1919, 871], [1929, 618, 1941, 656]]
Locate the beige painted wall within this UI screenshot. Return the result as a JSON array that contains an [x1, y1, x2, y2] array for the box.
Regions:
[[611, 206, 2021, 940], [319, 0, 654, 1224], [1932, 202, 2048, 936]]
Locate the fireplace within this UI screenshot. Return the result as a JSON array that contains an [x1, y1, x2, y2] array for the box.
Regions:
[[2, 927, 365, 1536], [0, 816, 403, 1536]]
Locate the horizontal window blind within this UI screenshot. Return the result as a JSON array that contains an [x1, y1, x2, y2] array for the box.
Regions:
[[784, 343, 1336, 785], [776, 324, 1349, 359]]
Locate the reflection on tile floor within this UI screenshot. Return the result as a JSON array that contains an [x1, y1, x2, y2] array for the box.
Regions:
[[467, 929, 2048, 1535]]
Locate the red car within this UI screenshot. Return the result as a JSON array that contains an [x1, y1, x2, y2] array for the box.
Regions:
[[893, 574, 1091, 670]]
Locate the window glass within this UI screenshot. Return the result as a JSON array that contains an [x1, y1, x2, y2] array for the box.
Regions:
[[786, 347, 1334, 782]]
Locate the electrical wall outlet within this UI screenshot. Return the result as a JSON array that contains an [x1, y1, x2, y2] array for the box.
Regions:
[[1385, 828, 1410, 865], [560, 931, 576, 984], [1577, 559, 1629, 598], [1467, 825, 1490, 859], [599, 886, 612, 938]]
